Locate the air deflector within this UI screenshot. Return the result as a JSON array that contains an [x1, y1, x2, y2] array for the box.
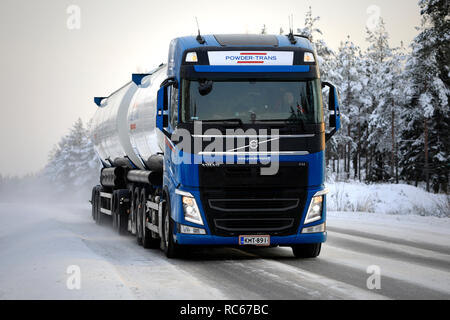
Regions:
[[214, 34, 279, 46]]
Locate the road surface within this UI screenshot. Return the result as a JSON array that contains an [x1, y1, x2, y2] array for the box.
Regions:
[[0, 202, 449, 300]]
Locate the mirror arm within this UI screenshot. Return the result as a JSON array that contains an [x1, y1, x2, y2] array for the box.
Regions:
[[325, 128, 336, 143], [160, 77, 178, 88]]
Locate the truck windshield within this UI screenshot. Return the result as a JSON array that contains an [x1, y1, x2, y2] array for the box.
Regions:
[[181, 79, 323, 125]]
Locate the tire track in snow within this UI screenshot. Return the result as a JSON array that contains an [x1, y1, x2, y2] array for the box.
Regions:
[[248, 246, 447, 300], [326, 232, 450, 272], [328, 226, 450, 255]]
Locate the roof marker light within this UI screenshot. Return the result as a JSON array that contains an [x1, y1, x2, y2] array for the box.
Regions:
[[304, 52, 315, 63], [186, 52, 198, 63]]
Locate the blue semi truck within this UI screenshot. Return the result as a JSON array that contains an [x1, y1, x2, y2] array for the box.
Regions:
[[90, 33, 341, 258]]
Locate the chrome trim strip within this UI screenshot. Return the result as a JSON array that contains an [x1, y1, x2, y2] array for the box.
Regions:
[[192, 134, 315, 138], [314, 188, 329, 197], [175, 189, 194, 197], [199, 151, 310, 156]]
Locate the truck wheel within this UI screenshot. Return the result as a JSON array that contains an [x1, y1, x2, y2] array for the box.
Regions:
[[92, 187, 101, 223], [129, 186, 137, 235], [91, 186, 100, 220], [135, 187, 143, 245], [292, 243, 321, 258], [112, 192, 118, 230], [116, 190, 130, 235], [141, 189, 160, 249], [161, 199, 182, 259], [95, 187, 105, 226]]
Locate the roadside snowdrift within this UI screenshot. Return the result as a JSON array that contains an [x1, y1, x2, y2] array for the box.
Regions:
[[327, 182, 449, 217]]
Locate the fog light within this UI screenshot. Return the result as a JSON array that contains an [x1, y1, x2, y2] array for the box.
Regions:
[[180, 224, 206, 235], [302, 223, 326, 234]]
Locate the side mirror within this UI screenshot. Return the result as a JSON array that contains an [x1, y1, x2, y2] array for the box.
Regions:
[[156, 86, 170, 138], [322, 81, 341, 142]]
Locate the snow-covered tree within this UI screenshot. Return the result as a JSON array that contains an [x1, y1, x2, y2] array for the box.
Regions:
[[260, 24, 267, 35], [399, 0, 449, 193], [297, 7, 336, 81], [43, 118, 100, 194], [331, 37, 368, 180], [365, 18, 406, 183]]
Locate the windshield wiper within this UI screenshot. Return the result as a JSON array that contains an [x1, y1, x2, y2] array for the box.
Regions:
[[199, 119, 244, 126]]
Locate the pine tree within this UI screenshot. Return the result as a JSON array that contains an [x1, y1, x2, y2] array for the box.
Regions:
[[329, 37, 367, 180], [297, 6, 335, 80], [365, 18, 406, 183], [400, 0, 449, 193], [260, 24, 267, 35], [43, 118, 100, 193]]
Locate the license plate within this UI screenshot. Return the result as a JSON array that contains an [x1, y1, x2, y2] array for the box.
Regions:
[[239, 235, 270, 246]]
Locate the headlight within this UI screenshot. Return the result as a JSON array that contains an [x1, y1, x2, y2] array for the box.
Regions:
[[178, 193, 203, 225], [304, 189, 328, 225]]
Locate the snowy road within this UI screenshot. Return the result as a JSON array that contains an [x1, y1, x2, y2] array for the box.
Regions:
[[0, 202, 449, 300]]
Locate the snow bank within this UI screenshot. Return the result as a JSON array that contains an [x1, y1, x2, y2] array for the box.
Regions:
[[327, 182, 449, 217]]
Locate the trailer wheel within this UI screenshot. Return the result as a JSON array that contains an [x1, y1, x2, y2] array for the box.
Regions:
[[116, 190, 130, 235], [130, 186, 139, 235], [161, 199, 182, 258], [134, 187, 143, 245], [291, 243, 321, 258]]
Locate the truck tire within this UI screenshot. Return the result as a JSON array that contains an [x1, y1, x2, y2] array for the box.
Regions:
[[129, 186, 139, 236], [94, 187, 105, 226], [134, 187, 143, 245], [112, 192, 118, 230], [116, 190, 130, 235], [292, 243, 321, 258], [161, 198, 182, 258], [140, 189, 160, 249], [112, 190, 129, 235], [91, 186, 100, 220]]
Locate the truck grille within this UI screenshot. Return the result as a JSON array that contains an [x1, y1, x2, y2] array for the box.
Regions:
[[214, 218, 294, 232], [199, 162, 308, 236], [199, 163, 308, 188], [208, 198, 299, 212]]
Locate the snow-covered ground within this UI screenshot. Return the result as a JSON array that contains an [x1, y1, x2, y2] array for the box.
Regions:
[[327, 182, 449, 217], [0, 183, 448, 300]]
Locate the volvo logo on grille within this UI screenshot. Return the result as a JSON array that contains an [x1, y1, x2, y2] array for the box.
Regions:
[[249, 139, 259, 150]]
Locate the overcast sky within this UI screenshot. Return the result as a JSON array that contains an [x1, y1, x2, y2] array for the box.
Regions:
[[0, 0, 421, 176]]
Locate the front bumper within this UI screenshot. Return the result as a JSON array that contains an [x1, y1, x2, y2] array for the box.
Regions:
[[175, 231, 326, 246]]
